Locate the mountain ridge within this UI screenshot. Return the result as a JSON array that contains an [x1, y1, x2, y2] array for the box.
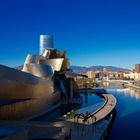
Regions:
[[70, 65, 131, 73]]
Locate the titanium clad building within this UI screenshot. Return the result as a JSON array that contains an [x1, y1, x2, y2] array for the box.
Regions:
[[40, 35, 53, 55]]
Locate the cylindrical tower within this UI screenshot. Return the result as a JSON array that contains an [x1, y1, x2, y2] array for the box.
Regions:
[[40, 35, 53, 55]]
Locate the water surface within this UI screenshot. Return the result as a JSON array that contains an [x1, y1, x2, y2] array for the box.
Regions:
[[33, 93, 104, 122], [104, 83, 140, 140]]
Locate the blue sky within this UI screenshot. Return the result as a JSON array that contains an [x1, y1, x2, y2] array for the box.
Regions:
[[0, 0, 140, 69]]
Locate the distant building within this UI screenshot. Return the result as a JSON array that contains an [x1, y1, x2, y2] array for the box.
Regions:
[[97, 72, 106, 79], [135, 64, 140, 72], [87, 71, 96, 78], [87, 70, 125, 80], [40, 35, 53, 55], [123, 72, 140, 80], [116, 72, 124, 79], [108, 72, 124, 79], [103, 68, 109, 73]]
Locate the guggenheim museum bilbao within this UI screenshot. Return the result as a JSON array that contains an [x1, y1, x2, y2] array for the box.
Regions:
[[0, 35, 86, 118]]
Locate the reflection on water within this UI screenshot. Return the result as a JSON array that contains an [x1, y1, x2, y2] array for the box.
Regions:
[[102, 82, 140, 140], [33, 93, 104, 122], [107, 88, 129, 92]]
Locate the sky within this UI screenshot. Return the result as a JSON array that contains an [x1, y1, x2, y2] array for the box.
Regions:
[[0, 0, 140, 69]]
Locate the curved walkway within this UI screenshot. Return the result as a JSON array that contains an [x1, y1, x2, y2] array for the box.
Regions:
[[67, 89, 116, 124], [92, 93, 116, 123], [52, 90, 117, 139]]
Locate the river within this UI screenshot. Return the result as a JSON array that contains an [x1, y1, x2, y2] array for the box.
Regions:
[[103, 82, 140, 140]]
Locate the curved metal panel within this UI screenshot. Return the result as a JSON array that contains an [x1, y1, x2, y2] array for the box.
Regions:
[[23, 54, 46, 72], [24, 54, 45, 64], [61, 58, 70, 70], [45, 58, 64, 71], [42, 49, 50, 58], [0, 64, 56, 99], [23, 63, 54, 78]]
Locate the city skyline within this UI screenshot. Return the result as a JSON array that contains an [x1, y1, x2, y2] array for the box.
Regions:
[[0, 0, 140, 69]]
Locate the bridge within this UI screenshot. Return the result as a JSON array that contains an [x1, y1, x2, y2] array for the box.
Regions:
[[106, 79, 140, 90], [106, 79, 133, 84]]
